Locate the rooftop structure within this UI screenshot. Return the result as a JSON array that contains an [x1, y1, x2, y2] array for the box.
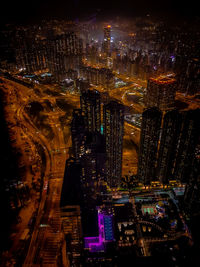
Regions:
[[60, 158, 82, 207], [145, 75, 176, 111], [103, 25, 111, 57], [84, 208, 114, 253], [149, 76, 176, 84]]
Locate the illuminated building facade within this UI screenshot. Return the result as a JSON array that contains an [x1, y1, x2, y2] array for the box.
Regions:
[[176, 58, 200, 95], [103, 101, 124, 188], [156, 110, 182, 184], [47, 32, 83, 81], [103, 25, 111, 57], [16, 41, 48, 74], [80, 132, 106, 204], [145, 76, 176, 111], [138, 108, 162, 185], [71, 109, 86, 161], [172, 109, 200, 183], [84, 207, 114, 253], [15, 31, 83, 81], [80, 90, 101, 133], [138, 108, 200, 185], [79, 65, 114, 89]]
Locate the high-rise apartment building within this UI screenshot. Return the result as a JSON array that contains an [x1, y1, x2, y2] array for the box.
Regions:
[[176, 58, 200, 96], [137, 108, 162, 185], [71, 109, 86, 161], [80, 132, 106, 204], [173, 109, 200, 183], [15, 30, 83, 81], [79, 65, 114, 89], [103, 25, 111, 57], [138, 108, 200, 185], [47, 32, 83, 58], [16, 41, 48, 73], [184, 157, 200, 214], [46, 32, 83, 81], [145, 76, 176, 111], [71, 112, 106, 205], [60, 158, 83, 266], [156, 110, 182, 184], [80, 90, 101, 133], [184, 58, 200, 95], [184, 158, 200, 215], [103, 101, 124, 188]]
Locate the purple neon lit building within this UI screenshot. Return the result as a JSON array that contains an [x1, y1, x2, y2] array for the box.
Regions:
[[84, 208, 114, 253]]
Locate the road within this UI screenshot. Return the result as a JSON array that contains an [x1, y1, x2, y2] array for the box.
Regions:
[[1, 76, 71, 267], [20, 84, 70, 266]]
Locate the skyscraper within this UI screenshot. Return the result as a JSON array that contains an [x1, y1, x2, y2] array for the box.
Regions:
[[138, 107, 200, 186], [80, 132, 106, 204], [60, 158, 83, 266], [71, 109, 86, 161], [103, 25, 111, 57], [172, 109, 200, 183], [156, 110, 182, 184], [184, 157, 200, 214], [103, 101, 124, 188], [47, 32, 83, 81], [138, 108, 162, 185], [79, 65, 114, 89], [145, 76, 176, 111], [176, 58, 200, 95], [80, 90, 101, 133]]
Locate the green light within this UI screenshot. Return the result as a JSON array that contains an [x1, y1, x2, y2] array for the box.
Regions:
[[101, 125, 103, 134]]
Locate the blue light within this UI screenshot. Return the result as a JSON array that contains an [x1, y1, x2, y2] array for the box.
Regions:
[[41, 73, 52, 77], [101, 125, 103, 134], [24, 75, 35, 78], [104, 216, 114, 241]]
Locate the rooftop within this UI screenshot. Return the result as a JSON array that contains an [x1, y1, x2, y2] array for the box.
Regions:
[[60, 158, 82, 207], [149, 75, 176, 85]]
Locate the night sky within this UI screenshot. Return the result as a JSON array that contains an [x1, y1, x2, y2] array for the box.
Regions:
[[1, 0, 199, 25]]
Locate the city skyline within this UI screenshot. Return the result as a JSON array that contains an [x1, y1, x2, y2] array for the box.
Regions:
[[0, 9, 200, 267]]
